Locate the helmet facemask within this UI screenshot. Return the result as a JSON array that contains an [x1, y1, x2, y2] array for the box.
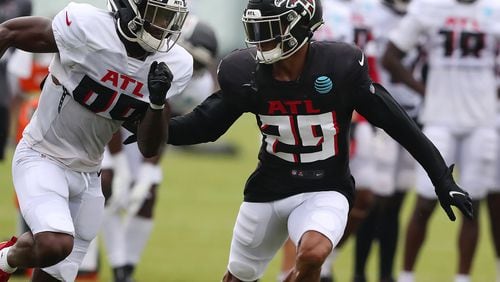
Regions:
[[133, 0, 188, 52], [242, 8, 309, 64], [109, 0, 188, 52]]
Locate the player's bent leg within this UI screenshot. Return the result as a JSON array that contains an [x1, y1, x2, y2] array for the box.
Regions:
[[42, 170, 104, 282], [226, 201, 289, 282], [8, 143, 83, 276], [283, 231, 333, 282], [10, 232, 73, 269], [286, 191, 349, 282], [38, 232, 97, 282]]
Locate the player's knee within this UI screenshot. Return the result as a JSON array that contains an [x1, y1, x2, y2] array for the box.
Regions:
[[296, 247, 329, 269], [296, 240, 331, 269], [34, 233, 74, 267], [227, 261, 260, 282]]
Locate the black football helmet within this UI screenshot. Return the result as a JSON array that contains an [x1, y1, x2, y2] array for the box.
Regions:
[[107, 0, 188, 52], [382, 0, 410, 14], [179, 16, 218, 70], [242, 0, 324, 64]]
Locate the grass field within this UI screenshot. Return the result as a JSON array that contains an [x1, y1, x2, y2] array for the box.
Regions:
[[0, 114, 497, 281]]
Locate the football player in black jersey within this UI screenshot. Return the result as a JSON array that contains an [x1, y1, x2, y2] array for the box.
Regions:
[[166, 0, 473, 281]]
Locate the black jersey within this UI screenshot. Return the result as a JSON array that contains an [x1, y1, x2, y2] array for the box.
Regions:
[[168, 41, 448, 205]]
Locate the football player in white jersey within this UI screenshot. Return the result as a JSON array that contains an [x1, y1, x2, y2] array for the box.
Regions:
[[489, 67, 500, 282], [0, 0, 193, 281], [383, 0, 500, 281], [352, 1, 423, 282], [98, 16, 218, 282]]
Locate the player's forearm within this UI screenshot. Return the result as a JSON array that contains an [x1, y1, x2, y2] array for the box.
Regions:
[[137, 106, 168, 158], [0, 16, 57, 57], [382, 42, 425, 96]]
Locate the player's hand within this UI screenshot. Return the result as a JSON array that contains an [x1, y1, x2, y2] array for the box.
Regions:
[[148, 61, 173, 107], [435, 165, 473, 221], [107, 152, 132, 212]]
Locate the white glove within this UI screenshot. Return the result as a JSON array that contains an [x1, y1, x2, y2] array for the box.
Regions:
[[127, 163, 162, 216], [106, 152, 132, 213]]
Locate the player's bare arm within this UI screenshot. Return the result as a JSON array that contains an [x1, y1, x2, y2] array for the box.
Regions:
[[0, 16, 57, 57], [382, 42, 425, 96], [136, 61, 172, 158]]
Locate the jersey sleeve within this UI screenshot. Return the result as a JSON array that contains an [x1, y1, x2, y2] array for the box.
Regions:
[[52, 3, 87, 50], [388, 0, 428, 52], [51, 3, 88, 65], [168, 90, 243, 145], [350, 52, 448, 186], [163, 46, 193, 100]]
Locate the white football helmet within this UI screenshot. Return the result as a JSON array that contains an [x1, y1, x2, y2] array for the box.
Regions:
[[107, 0, 189, 52]]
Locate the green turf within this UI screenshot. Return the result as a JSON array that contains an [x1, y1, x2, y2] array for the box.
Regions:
[[0, 114, 497, 281]]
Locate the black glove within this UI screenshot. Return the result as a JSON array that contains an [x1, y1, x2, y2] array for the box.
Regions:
[[435, 164, 473, 221], [148, 61, 173, 107]]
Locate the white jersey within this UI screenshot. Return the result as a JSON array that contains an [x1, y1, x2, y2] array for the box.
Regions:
[[313, 0, 353, 43], [390, 0, 500, 127], [371, 2, 423, 118], [23, 3, 193, 172], [350, 0, 382, 58]]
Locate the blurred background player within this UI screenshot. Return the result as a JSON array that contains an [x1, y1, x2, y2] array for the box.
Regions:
[[99, 16, 220, 282], [0, 0, 32, 162], [351, 1, 425, 282], [490, 58, 500, 282], [382, 0, 500, 282]]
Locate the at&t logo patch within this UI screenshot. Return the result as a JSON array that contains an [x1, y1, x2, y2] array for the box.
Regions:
[[314, 76, 333, 94]]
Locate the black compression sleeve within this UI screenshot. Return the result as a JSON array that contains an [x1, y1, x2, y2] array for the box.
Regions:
[[167, 90, 243, 145], [353, 83, 447, 186]]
